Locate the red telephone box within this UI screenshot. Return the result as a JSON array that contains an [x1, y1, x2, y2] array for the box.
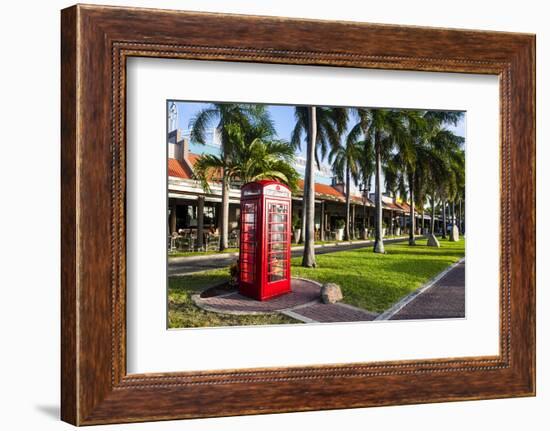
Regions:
[[239, 180, 292, 301]]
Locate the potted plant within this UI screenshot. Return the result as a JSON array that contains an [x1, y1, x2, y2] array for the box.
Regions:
[[335, 218, 345, 241], [292, 214, 301, 244]]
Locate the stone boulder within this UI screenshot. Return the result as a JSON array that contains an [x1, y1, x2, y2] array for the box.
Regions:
[[449, 225, 460, 242], [427, 233, 440, 247], [321, 283, 343, 304]]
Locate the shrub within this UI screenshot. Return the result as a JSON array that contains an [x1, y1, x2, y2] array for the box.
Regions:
[[292, 213, 301, 230], [229, 261, 239, 287]]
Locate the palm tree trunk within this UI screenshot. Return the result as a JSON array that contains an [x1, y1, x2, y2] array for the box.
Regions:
[[441, 198, 447, 239], [420, 205, 425, 235], [219, 173, 229, 251], [362, 202, 367, 238], [459, 198, 463, 235], [373, 134, 385, 253], [351, 205, 355, 239], [344, 165, 351, 241], [320, 200, 325, 241], [299, 197, 306, 244], [452, 200, 456, 226], [430, 195, 436, 234], [302, 106, 317, 267], [408, 172, 416, 246]]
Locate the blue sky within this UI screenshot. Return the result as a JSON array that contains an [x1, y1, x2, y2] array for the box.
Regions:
[[170, 100, 466, 187]]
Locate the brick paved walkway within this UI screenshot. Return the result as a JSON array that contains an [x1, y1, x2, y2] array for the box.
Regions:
[[285, 303, 377, 323], [389, 260, 465, 320], [193, 260, 465, 323], [193, 278, 320, 314], [193, 278, 378, 323]]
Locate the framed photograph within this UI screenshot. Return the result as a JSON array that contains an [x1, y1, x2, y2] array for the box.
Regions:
[[61, 4, 535, 425]]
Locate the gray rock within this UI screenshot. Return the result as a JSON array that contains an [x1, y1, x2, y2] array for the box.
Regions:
[[321, 283, 343, 304], [449, 225, 460, 242], [427, 233, 440, 247]]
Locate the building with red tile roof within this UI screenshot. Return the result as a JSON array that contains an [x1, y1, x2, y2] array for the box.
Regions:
[[167, 131, 443, 243]]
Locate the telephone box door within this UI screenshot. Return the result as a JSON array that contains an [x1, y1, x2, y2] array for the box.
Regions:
[[264, 199, 291, 298], [239, 200, 257, 288]]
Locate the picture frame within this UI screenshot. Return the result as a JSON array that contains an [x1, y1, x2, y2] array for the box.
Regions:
[[61, 4, 535, 425]]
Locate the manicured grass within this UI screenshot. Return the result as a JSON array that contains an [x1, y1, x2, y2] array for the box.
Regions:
[[168, 248, 239, 258], [291, 238, 465, 313], [310, 235, 405, 246], [168, 237, 407, 258], [168, 237, 465, 327], [168, 270, 298, 328]]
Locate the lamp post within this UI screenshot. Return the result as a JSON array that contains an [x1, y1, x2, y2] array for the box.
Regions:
[[359, 181, 370, 240]]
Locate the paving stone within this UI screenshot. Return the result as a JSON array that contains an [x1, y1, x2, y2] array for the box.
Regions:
[[291, 303, 378, 323], [390, 261, 465, 320], [194, 277, 379, 323], [194, 278, 320, 313]]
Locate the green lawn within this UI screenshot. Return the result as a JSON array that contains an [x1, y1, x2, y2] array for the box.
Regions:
[[292, 238, 465, 313], [311, 235, 406, 245], [169, 237, 407, 257], [168, 238, 465, 328], [168, 248, 239, 258]]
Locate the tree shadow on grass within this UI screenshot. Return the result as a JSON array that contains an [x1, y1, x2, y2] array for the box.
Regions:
[[381, 259, 455, 280], [169, 271, 229, 293], [385, 248, 465, 259], [292, 267, 419, 312]]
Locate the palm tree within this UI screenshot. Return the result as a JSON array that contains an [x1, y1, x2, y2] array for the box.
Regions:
[[193, 121, 299, 192], [189, 103, 272, 251], [420, 121, 465, 239], [391, 111, 465, 245], [412, 137, 448, 238], [457, 183, 465, 235], [446, 146, 465, 238], [291, 106, 347, 267], [354, 108, 408, 253], [328, 124, 364, 240], [422, 148, 448, 235], [441, 192, 448, 239], [391, 110, 427, 245], [357, 134, 375, 238], [424, 111, 464, 237]]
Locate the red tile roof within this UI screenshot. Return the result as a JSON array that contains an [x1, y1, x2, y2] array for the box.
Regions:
[[187, 153, 200, 166], [170, 154, 373, 205], [396, 201, 411, 212], [169, 154, 222, 181], [297, 179, 344, 201], [352, 194, 373, 206], [383, 201, 404, 211], [168, 158, 193, 179]]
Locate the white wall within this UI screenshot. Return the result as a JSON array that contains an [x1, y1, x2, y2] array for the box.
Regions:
[[0, 0, 546, 430]]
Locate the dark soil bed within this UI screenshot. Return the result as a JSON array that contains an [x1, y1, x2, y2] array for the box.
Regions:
[[200, 282, 236, 298]]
